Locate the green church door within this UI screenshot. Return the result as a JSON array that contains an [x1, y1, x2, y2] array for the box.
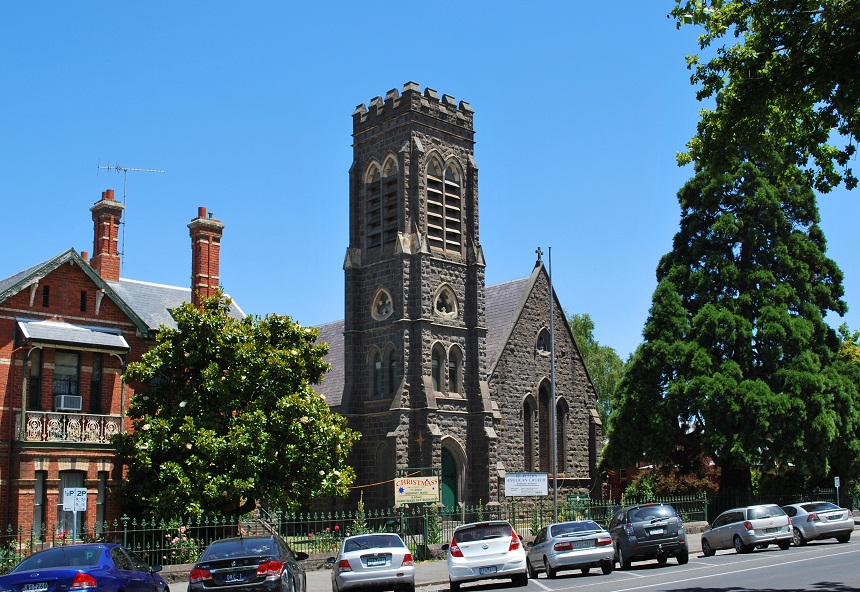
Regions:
[[441, 448, 458, 509]]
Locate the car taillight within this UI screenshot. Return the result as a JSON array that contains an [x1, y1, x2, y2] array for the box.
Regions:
[[337, 559, 352, 573], [401, 553, 414, 567], [189, 568, 212, 583], [596, 535, 612, 547], [624, 523, 634, 536], [257, 560, 285, 577], [449, 536, 464, 558], [553, 541, 573, 551], [808, 513, 819, 522], [70, 573, 97, 590], [743, 521, 754, 531], [509, 530, 522, 551]]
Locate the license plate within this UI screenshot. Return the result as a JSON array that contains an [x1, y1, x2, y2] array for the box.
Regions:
[[479, 566, 497, 575], [649, 529, 664, 535], [23, 584, 48, 592], [573, 540, 594, 549], [827, 515, 842, 521], [225, 573, 246, 582], [763, 527, 777, 534], [366, 557, 387, 567]]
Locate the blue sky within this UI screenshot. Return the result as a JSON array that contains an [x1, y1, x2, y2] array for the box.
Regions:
[[1, 2, 856, 360]]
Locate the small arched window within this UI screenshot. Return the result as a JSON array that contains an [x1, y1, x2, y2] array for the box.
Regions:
[[537, 328, 551, 353], [371, 287, 394, 320], [523, 396, 536, 472], [434, 285, 458, 319], [448, 346, 462, 395], [370, 350, 382, 398], [431, 348, 442, 392], [386, 350, 397, 397]]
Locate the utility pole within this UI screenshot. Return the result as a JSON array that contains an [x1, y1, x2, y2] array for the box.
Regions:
[[97, 161, 165, 269]]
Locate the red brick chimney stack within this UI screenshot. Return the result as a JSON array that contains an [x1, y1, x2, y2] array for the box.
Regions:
[[89, 189, 124, 281], [188, 206, 224, 308]]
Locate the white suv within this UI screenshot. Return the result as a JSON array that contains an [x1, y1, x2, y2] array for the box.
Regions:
[[443, 521, 528, 590]]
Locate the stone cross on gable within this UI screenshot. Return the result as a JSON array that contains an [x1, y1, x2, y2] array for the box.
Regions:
[[535, 247, 543, 263]]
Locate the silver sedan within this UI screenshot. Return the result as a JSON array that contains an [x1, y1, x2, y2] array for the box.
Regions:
[[782, 501, 854, 545], [328, 533, 415, 592], [526, 520, 614, 578]]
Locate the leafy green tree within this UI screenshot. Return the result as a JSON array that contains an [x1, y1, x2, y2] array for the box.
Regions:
[[602, 152, 852, 494], [567, 313, 625, 426], [113, 292, 359, 519], [670, 0, 860, 192]]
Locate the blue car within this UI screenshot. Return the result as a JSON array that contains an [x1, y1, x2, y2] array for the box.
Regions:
[[0, 543, 169, 592]]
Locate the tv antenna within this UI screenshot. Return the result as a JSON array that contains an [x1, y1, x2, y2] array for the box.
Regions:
[[97, 161, 165, 270]]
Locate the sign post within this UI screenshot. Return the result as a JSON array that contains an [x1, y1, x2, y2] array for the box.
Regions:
[[63, 487, 87, 543], [835, 476, 841, 507]]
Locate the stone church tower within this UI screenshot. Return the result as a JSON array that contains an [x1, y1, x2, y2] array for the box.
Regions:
[[340, 82, 496, 507]]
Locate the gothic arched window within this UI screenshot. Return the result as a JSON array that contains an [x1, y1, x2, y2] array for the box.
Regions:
[[426, 156, 462, 252], [365, 157, 399, 254], [448, 346, 462, 395], [431, 346, 442, 392]]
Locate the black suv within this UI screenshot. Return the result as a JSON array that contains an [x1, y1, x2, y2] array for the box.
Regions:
[[608, 503, 689, 569]]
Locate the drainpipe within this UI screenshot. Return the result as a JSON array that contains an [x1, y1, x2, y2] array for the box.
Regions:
[[109, 354, 127, 434], [6, 344, 42, 526]]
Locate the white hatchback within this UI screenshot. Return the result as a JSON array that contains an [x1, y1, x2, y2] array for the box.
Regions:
[[443, 521, 528, 591]]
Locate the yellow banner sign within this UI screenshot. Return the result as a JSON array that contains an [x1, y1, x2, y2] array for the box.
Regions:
[[394, 476, 440, 505]]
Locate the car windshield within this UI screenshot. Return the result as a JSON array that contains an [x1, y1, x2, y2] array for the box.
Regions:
[[455, 523, 512, 542], [801, 502, 840, 512], [748, 506, 785, 520], [200, 539, 275, 560], [344, 535, 404, 552], [550, 521, 601, 537], [631, 506, 675, 522], [12, 547, 102, 571]]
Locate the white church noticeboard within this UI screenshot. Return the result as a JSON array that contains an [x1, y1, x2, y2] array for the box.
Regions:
[[504, 473, 548, 497]]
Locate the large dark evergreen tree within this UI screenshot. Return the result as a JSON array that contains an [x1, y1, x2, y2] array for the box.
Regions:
[[602, 151, 852, 493]]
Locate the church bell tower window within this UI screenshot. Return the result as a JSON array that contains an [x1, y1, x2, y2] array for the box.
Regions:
[[365, 157, 399, 254], [426, 157, 462, 252]]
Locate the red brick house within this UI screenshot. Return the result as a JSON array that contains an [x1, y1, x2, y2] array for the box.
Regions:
[[0, 189, 239, 537]]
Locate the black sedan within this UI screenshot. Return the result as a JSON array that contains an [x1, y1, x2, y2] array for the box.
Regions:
[[189, 535, 308, 592], [0, 543, 169, 592]]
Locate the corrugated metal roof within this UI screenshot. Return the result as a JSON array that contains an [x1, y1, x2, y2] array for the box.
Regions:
[[18, 319, 129, 352]]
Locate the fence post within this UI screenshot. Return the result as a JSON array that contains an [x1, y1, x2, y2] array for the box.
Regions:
[[121, 515, 129, 547]]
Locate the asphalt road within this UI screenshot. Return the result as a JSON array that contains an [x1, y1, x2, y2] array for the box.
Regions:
[[167, 521, 860, 592]]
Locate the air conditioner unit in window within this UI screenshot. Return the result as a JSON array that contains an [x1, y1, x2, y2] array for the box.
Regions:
[[54, 395, 83, 411]]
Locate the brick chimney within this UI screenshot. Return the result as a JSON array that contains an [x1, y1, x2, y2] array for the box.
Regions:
[[90, 189, 124, 281], [188, 206, 224, 307]]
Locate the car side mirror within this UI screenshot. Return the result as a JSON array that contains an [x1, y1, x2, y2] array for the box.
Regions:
[[326, 557, 336, 564], [295, 552, 309, 561], [526, 541, 533, 549], [441, 544, 450, 551], [151, 565, 163, 573]]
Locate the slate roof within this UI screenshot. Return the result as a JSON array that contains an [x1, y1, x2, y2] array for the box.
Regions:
[[313, 274, 534, 408], [314, 320, 345, 405], [0, 250, 246, 338]]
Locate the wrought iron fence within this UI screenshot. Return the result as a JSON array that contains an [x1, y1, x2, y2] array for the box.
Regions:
[[3, 489, 848, 573]]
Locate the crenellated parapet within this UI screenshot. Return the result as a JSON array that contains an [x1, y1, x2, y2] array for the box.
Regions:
[[352, 81, 474, 138]]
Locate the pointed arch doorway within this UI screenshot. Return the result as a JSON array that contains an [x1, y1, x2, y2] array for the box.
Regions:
[[441, 448, 458, 509]]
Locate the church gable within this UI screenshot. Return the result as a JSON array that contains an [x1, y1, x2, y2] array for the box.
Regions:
[[488, 263, 600, 488]]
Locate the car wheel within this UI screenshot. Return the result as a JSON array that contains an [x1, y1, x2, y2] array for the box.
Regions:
[[657, 556, 668, 565], [702, 538, 715, 557], [733, 535, 749, 554], [600, 559, 613, 575], [617, 546, 632, 570], [677, 550, 689, 565], [580, 567, 590, 575], [527, 558, 539, 579], [792, 527, 807, 547], [449, 580, 460, 592], [836, 534, 851, 544], [544, 558, 558, 579], [777, 539, 790, 550], [512, 574, 528, 587]]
